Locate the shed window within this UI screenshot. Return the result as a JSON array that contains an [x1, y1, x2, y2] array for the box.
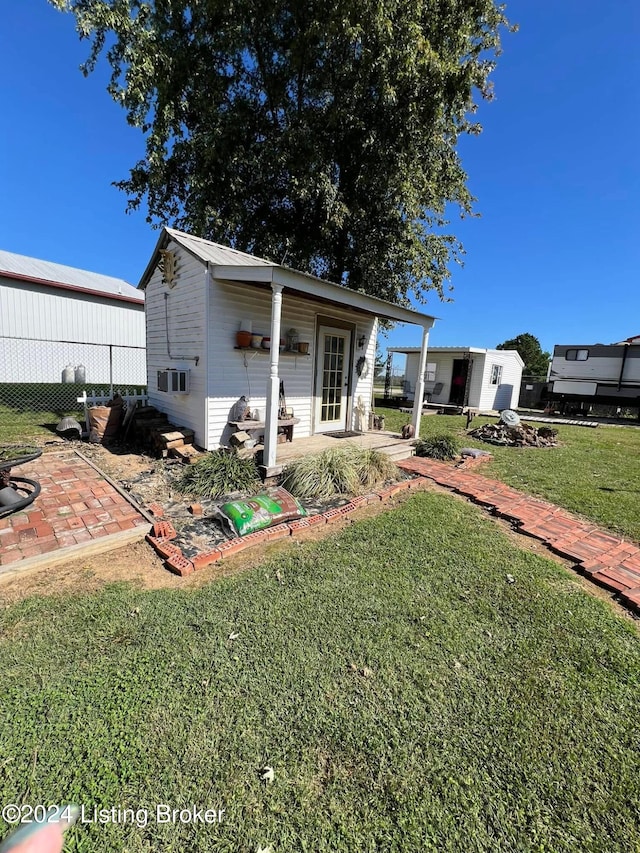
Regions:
[[425, 363, 437, 382], [489, 364, 502, 385], [566, 349, 589, 361]]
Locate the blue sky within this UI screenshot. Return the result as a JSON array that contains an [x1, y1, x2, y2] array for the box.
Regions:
[[1, 1, 638, 356]]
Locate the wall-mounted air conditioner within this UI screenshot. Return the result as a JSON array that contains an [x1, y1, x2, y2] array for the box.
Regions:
[[157, 368, 190, 394]]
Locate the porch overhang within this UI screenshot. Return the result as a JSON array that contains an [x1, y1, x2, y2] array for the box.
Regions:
[[212, 265, 436, 472], [211, 265, 437, 329]]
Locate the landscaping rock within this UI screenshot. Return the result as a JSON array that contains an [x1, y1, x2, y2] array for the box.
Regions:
[[468, 422, 559, 448]]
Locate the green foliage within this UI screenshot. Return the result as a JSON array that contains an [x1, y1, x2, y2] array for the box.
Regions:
[[281, 444, 399, 499], [179, 448, 259, 499], [415, 433, 459, 460], [50, 0, 513, 305], [352, 447, 401, 491], [497, 332, 551, 378]]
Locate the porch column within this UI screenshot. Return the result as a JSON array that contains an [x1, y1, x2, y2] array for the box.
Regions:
[[411, 325, 431, 437], [264, 283, 284, 469]]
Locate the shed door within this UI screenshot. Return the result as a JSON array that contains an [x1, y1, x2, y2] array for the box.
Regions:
[[315, 326, 352, 432]]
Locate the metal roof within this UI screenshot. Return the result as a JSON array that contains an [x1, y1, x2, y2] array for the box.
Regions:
[[389, 346, 487, 354], [388, 346, 525, 366], [0, 249, 144, 304], [165, 228, 273, 267], [140, 227, 437, 327]]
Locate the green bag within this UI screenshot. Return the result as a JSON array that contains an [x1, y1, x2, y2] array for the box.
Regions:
[[216, 487, 306, 536]]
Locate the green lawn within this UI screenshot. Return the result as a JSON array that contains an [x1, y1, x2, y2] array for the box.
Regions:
[[0, 405, 64, 440], [1, 493, 639, 852], [380, 408, 640, 543]]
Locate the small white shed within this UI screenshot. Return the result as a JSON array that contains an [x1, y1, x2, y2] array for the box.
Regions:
[[0, 249, 145, 384], [389, 346, 524, 411], [139, 228, 437, 470]]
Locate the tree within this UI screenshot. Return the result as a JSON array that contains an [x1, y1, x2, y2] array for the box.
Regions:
[[51, 0, 512, 305], [497, 333, 551, 378]]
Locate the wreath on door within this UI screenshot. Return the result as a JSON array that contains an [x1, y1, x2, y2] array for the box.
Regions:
[[356, 356, 369, 378]]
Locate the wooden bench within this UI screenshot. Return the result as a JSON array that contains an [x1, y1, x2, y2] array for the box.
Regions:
[[228, 417, 300, 443]]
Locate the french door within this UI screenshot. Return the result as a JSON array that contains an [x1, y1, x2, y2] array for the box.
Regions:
[[314, 325, 352, 432]]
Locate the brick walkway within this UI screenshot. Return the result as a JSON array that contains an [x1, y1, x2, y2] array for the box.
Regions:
[[0, 449, 149, 571], [398, 457, 640, 614]]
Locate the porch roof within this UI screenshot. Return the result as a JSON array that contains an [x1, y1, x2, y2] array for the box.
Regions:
[[389, 346, 525, 367], [140, 227, 437, 329]]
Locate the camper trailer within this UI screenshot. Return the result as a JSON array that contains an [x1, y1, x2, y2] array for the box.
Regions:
[[547, 337, 640, 411]]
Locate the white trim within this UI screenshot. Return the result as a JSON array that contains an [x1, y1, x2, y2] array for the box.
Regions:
[[314, 325, 353, 432], [140, 228, 437, 328], [203, 263, 211, 448], [412, 328, 430, 435], [213, 265, 436, 326], [389, 345, 525, 369], [264, 283, 284, 468]]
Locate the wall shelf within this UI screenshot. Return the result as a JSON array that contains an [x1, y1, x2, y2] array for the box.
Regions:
[[233, 347, 310, 357]]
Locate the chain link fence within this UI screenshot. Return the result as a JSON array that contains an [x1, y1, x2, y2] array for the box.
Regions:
[[0, 336, 146, 439]]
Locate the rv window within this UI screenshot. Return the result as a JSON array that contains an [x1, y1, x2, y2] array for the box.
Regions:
[[566, 349, 589, 361], [425, 363, 437, 382], [489, 364, 502, 385]]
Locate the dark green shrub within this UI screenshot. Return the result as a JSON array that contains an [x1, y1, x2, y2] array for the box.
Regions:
[[414, 434, 459, 461], [179, 449, 260, 499]]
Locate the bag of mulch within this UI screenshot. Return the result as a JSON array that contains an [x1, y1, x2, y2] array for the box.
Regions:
[[215, 486, 307, 536], [88, 395, 125, 443]]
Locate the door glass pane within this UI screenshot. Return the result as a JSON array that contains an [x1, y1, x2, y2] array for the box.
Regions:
[[320, 333, 347, 423]]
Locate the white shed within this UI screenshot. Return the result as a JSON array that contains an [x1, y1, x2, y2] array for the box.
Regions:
[[389, 346, 524, 411], [0, 249, 145, 385], [139, 228, 437, 471]]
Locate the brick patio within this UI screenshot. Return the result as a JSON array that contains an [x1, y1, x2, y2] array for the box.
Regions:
[[0, 449, 149, 572], [399, 457, 640, 615]]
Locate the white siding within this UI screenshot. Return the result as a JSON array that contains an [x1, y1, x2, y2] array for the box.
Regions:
[[394, 352, 467, 405], [400, 350, 522, 409], [550, 350, 640, 384], [478, 352, 522, 410], [206, 280, 376, 448], [145, 241, 207, 444], [429, 353, 456, 404], [0, 277, 145, 383], [404, 353, 419, 397], [464, 354, 485, 408]]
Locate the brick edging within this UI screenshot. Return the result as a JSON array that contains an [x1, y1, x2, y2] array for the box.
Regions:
[[398, 457, 640, 617], [144, 479, 417, 577]]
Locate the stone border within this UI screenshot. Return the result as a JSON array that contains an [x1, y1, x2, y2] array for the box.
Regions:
[[144, 480, 419, 577]]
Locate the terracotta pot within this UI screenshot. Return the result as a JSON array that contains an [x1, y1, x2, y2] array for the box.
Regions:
[[298, 342, 309, 354], [236, 330, 252, 348]]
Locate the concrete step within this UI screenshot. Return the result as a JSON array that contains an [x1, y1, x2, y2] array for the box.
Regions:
[[377, 443, 415, 461]]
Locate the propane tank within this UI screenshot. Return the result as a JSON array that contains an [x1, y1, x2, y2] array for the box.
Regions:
[[74, 364, 86, 383], [62, 364, 74, 383]]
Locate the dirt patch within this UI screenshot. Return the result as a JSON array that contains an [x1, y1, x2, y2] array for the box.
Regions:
[[75, 442, 173, 496]]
